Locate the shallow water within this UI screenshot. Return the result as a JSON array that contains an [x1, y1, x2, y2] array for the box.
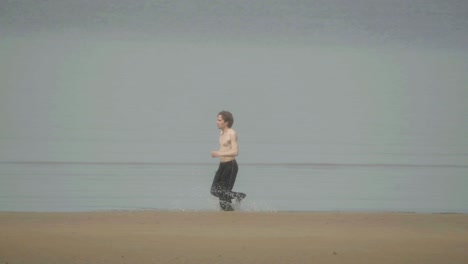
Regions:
[[1, 162, 466, 213]]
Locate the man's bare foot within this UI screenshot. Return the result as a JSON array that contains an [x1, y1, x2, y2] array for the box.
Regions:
[[235, 192, 246, 203]]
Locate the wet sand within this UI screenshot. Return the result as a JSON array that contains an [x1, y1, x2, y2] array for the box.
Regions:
[[1, 211, 467, 263]]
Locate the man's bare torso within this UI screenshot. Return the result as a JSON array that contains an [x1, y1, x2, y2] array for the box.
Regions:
[[218, 129, 236, 162]]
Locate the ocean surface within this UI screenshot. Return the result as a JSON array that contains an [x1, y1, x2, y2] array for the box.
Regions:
[[1, 1, 467, 213], [1, 162, 467, 213]]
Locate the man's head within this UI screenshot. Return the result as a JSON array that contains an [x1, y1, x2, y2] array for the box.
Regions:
[[217, 110, 234, 128]]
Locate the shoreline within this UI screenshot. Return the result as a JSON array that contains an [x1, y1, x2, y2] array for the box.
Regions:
[[1, 211, 467, 263], [1, 207, 467, 214], [1, 209, 467, 214]]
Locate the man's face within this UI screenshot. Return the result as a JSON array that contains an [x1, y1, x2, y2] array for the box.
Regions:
[[217, 115, 227, 129]]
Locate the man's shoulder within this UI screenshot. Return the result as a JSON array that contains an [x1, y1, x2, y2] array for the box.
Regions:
[[228, 129, 237, 138], [221, 128, 237, 137]]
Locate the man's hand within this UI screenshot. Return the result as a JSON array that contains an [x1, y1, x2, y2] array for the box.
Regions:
[[211, 151, 220, 158]]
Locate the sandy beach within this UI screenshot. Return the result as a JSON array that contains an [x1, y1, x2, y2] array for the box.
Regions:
[[1, 211, 467, 264]]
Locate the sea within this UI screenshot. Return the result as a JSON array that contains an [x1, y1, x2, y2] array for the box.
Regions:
[[1, 0, 467, 213], [1, 162, 467, 213]]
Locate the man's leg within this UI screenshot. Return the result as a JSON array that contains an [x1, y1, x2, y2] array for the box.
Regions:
[[226, 160, 247, 203], [219, 196, 234, 211], [226, 160, 238, 192], [219, 161, 234, 211], [210, 164, 223, 199], [210, 162, 234, 211]]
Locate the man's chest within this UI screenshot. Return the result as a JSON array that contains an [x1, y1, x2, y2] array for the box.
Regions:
[[219, 134, 231, 147]]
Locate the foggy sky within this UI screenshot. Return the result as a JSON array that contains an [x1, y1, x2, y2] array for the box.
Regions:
[[1, 0, 467, 165], [1, 0, 468, 49]]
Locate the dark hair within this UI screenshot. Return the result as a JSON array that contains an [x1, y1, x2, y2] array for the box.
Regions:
[[218, 110, 234, 128]]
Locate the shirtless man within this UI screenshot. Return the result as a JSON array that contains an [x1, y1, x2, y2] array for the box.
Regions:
[[210, 111, 246, 211]]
